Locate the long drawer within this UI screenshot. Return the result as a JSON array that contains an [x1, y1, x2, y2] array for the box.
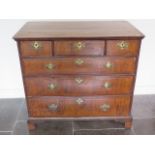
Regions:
[[27, 96, 131, 117], [22, 57, 136, 76], [25, 76, 134, 96]]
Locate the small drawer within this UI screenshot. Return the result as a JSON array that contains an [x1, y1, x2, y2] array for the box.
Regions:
[[54, 40, 105, 56], [20, 41, 52, 57], [27, 96, 131, 117], [25, 76, 134, 96], [106, 40, 140, 56], [22, 57, 136, 76]]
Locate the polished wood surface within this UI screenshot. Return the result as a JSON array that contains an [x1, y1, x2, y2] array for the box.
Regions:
[[27, 96, 131, 117], [25, 76, 134, 96], [20, 41, 52, 57], [14, 21, 144, 40], [54, 40, 105, 56], [14, 21, 144, 129], [22, 57, 137, 76], [107, 40, 140, 56]]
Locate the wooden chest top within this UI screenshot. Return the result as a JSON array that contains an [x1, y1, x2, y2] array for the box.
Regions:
[[14, 21, 144, 40]]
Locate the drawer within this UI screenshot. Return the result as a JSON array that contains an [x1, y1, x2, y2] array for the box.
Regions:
[[27, 96, 131, 117], [20, 41, 52, 57], [106, 40, 140, 56], [54, 40, 105, 56], [22, 57, 136, 76], [25, 76, 134, 96]]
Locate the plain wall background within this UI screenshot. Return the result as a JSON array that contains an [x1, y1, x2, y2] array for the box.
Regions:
[[0, 20, 154, 98]]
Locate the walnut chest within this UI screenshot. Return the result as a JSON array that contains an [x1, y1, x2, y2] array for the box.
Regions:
[[14, 21, 144, 129]]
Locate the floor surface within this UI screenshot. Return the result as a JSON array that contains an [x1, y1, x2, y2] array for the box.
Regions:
[[0, 95, 155, 135]]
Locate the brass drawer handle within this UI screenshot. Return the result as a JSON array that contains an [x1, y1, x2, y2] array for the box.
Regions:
[[73, 41, 85, 50], [105, 62, 113, 69], [75, 77, 84, 84], [45, 63, 55, 70], [48, 83, 57, 90], [32, 41, 42, 50], [103, 82, 112, 89], [100, 103, 111, 112], [117, 41, 129, 50], [75, 58, 84, 65], [48, 104, 58, 111], [75, 98, 84, 105]]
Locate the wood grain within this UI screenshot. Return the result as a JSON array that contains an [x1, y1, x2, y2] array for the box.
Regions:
[[107, 40, 140, 56], [14, 21, 144, 129], [25, 76, 134, 96], [27, 96, 131, 117], [54, 40, 105, 56], [20, 41, 52, 57], [14, 21, 144, 40], [22, 57, 137, 76]]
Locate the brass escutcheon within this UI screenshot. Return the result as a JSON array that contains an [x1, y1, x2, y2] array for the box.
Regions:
[[103, 82, 112, 89], [48, 83, 57, 90], [117, 41, 129, 50], [45, 63, 55, 70], [75, 77, 84, 84], [75, 58, 84, 65], [48, 104, 58, 111], [100, 103, 111, 112], [73, 41, 85, 50], [32, 41, 41, 50], [75, 98, 84, 105], [105, 61, 113, 69]]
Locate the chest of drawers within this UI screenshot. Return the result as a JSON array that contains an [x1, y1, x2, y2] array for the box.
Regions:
[[14, 21, 144, 130]]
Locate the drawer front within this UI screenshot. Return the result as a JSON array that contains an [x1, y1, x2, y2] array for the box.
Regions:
[[54, 40, 105, 56], [22, 57, 136, 76], [20, 41, 52, 57], [106, 40, 140, 56], [25, 76, 134, 96], [27, 96, 131, 117]]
